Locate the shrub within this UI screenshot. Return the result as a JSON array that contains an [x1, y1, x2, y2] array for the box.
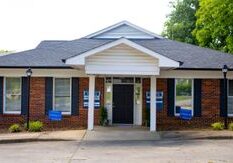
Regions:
[[99, 106, 108, 126], [9, 124, 21, 133], [228, 123, 233, 131], [211, 122, 224, 130], [28, 121, 43, 132]]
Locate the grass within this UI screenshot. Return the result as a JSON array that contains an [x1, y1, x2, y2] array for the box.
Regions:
[[176, 96, 191, 101]]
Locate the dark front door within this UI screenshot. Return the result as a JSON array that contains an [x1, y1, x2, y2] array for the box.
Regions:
[[113, 84, 134, 124]]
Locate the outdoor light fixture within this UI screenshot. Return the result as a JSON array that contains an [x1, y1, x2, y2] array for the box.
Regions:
[[26, 68, 32, 77], [222, 64, 228, 129], [26, 68, 32, 130]]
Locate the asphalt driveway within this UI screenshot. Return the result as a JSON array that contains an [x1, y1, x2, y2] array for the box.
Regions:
[[0, 127, 233, 163]]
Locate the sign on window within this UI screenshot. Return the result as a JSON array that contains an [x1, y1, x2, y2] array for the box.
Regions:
[[146, 91, 163, 111], [83, 90, 101, 108]]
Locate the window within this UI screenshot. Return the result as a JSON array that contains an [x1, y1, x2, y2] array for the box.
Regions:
[[175, 79, 193, 115], [228, 80, 233, 116], [54, 78, 71, 114], [4, 77, 21, 114]]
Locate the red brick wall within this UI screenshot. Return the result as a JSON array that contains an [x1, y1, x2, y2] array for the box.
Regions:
[[1, 76, 232, 130], [0, 77, 104, 129], [30, 77, 45, 119], [78, 77, 104, 126], [142, 78, 233, 130]]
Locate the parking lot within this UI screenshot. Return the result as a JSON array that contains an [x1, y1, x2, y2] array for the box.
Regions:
[[0, 127, 233, 163]]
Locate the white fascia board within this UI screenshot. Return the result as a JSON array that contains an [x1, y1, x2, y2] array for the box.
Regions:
[[85, 21, 164, 39], [65, 38, 180, 68], [0, 68, 87, 77]]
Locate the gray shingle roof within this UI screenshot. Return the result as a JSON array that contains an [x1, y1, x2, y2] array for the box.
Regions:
[[0, 37, 233, 69], [0, 39, 112, 68], [133, 39, 233, 69]]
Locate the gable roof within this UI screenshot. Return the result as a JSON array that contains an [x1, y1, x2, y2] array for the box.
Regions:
[[85, 21, 164, 39], [133, 39, 233, 69], [0, 39, 112, 68], [65, 38, 180, 68], [0, 21, 233, 70], [36, 40, 68, 49]]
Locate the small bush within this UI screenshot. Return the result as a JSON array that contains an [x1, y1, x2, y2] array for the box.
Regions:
[[28, 121, 43, 132], [99, 106, 108, 126], [211, 122, 224, 130], [9, 124, 21, 133], [228, 123, 233, 131]]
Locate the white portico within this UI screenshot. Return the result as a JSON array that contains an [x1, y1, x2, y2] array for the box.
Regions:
[[64, 21, 180, 131]]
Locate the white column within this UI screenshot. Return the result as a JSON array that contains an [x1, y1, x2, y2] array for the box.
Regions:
[[150, 76, 156, 132], [88, 75, 95, 130]]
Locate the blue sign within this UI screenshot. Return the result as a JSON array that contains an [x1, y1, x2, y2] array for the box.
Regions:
[[83, 90, 101, 108], [49, 111, 62, 121], [180, 108, 192, 120], [146, 91, 164, 111]]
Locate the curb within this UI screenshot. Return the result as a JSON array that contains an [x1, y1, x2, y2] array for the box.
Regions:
[[0, 138, 74, 144]]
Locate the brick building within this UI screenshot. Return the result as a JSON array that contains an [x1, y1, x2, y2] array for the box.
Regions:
[[0, 21, 233, 131]]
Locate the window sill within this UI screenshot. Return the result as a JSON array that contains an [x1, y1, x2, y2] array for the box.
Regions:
[[2, 113, 22, 117], [61, 112, 71, 116], [3, 112, 21, 115]]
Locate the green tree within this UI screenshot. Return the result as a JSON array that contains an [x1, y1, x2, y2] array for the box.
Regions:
[[193, 0, 233, 53], [0, 49, 12, 55], [162, 0, 199, 44]]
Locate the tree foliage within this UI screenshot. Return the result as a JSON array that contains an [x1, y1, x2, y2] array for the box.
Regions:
[[0, 49, 12, 55], [193, 0, 233, 53], [162, 0, 199, 44]]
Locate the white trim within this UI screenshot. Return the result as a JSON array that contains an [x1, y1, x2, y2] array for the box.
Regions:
[[104, 80, 113, 125], [85, 21, 164, 39], [53, 77, 72, 115], [3, 77, 22, 114], [88, 75, 95, 130], [65, 38, 180, 68], [105, 77, 143, 125], [150, 76, 156, 131], [174, 79, 194, 117], [134, 81, 142, 125], [0, 69, 87, 77]]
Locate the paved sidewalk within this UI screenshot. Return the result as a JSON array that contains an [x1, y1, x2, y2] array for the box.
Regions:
[[161, 129, 233, 140], [85, 126, 160, 141], [0, 129, 86, 143]]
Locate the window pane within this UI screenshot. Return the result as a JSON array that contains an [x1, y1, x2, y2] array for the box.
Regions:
[[55, 78, 70, 96], [175, 79, 193, 114], [105, 84, 112, 105], [229, 80, 233, 96], [6, 78, 21, 95], [228, 80, 233, 114], [5, 78, 21, 112], [54, 78, 71, 113], [54, 97, 71, 112], [228, 97, 233, 115]]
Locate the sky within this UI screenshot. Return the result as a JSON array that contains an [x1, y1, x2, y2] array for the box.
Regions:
[[0, 0, 172, 51]]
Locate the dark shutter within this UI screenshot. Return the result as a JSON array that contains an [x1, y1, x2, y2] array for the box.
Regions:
[[220, 79, 228, 117], [21, 77, 29, 115], [45, 77, 53, 115], [0, 77, 3, 114], [71, 78, 79, 115], [194, 79, 202, 117], [167, 78, 175, 117]]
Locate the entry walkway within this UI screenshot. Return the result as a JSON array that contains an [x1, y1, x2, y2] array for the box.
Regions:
[[84, 126, 160, 141]]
